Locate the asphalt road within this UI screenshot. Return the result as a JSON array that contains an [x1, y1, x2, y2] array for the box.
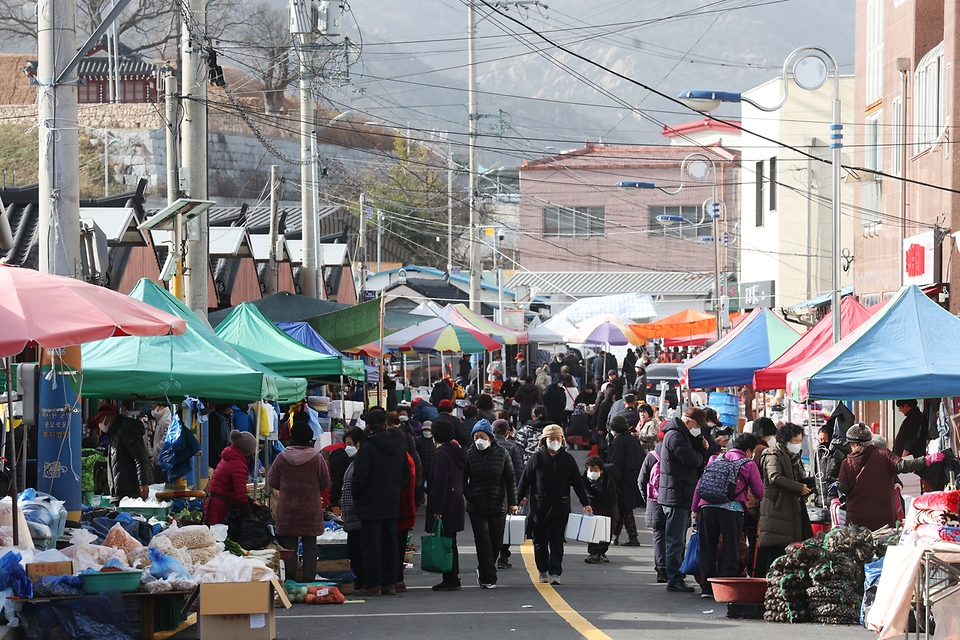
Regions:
[[172, 449, 876, 640]]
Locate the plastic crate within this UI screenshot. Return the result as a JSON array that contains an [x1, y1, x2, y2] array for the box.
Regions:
[[154, 593, 189, 632], [80, 569, 143, 594], [117, 505, 169, 520], [317, 544, 349, 560]]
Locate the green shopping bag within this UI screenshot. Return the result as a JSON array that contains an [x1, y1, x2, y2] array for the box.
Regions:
[[420, 518, 453, 573]]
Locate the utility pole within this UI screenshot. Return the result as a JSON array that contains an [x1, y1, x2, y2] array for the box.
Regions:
[[447, 149, 454, 274], [38, 0, 80, 278], [467, 0, 480, 312], [298, 40, 318, 298], [165, 73, 179, 204], [267, 165, 281, 295], [358, 193, 367, 298], [376, 209, 382, 273], [181, 0, 209, 314]]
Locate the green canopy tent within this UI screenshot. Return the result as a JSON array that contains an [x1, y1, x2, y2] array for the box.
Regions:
[[215, 303, 363, 381], [81, 279, 307, 402]]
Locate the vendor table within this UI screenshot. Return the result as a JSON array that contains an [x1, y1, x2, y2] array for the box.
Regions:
[[14, 589, 193, 640], [912, 549, 960, 640]]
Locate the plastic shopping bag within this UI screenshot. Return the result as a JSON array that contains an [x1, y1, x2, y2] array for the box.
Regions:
[[420, 519, 453, 574], [679, 526, 699, 576]]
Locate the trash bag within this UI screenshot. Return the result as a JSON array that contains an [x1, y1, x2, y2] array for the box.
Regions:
[[33, 575, 84, 597], [147, 548, 191, 580], [158, 411, 201, 483], [0, 551, 32, 598], [679, 526, 700, 577], [231, 503, 276, 551], [18, 589, 134, 640]]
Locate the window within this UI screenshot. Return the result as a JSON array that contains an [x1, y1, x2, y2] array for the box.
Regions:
[[755, 160, 764, 227], [865, 111, 881, 171], [866, 0, 884, 104], [78, 81, 102, 104], [648, 205, 710, 238], [915, 42, 946, 151], [768, 156, 778, 211], [542, 206, 604, 238], [861, 180, 882, 226], [892, 96, 903, 175]]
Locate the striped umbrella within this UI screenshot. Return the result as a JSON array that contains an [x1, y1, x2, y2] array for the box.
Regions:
[[564, 313, 645, 346], [400, 324, 501, 354]]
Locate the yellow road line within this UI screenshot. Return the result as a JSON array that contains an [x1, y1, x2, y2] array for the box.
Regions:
[[520, 541, 613, 640]]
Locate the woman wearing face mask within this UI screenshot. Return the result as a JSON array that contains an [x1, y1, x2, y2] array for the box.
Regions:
[[745, 417, 778, 562], [839, 423, 943, 530], [329, 427, 365, 508], [757, 423, 814, 576], [415, 422, 437, 489], [149, 404, 172, 482], [516, 425, 592, 585], [339, 428, 367, 590], [462, 419, 518, 588]]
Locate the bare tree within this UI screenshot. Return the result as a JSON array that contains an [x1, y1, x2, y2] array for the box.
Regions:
[[232, 2, 297, 114]]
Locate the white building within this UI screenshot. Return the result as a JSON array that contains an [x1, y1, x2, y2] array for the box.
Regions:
[[737, 76, 855, 308]]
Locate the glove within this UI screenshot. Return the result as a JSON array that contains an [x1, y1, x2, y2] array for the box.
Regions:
[[802, 477, 817, 489], [925, 452, 946, 465]]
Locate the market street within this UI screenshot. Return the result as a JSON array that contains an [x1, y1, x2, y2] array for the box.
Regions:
[[170, 450, 874, 640]]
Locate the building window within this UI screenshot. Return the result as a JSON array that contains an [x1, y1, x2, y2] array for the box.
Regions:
[[860, 179, 882, 226], [78, 81, 102, 103], [866, 0, 884, 104], [542, 206, 605, 238], [865, 111, 881, 172], [860, 293, 881, 307], [892, 96, 903, 175], [915, 42, 946, 151], [648, 205, 710, 238], [768, 156, 778, 211], [755, 160, 764, 227]]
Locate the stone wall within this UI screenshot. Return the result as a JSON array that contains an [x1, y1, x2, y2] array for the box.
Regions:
[[0, 102, 379, 199]]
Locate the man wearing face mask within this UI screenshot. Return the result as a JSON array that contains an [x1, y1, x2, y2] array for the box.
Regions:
[[659, 406, 714, 592], [93, 404, 152, 505], [516, 425, 592, 585], [415, 422, 437, 489]]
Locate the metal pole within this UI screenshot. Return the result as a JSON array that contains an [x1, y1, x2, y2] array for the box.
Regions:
[[267, 165, 280, 295], [711, 188, 721, 341], [181, 0, 208, 317], [299, 38, 318, 298], [900, 67, 908, 287], [467, 0, 480, 312], [359, 193, 367, 297], [3, 360, 18, 546], [311, 128, 321, 297], [447, 149, 454, 273], [830, 80, 843, 344], [377, 210, 382, 273], [38, 0, 81, 279], [165, 74, 179, 204], [103, 126, 109, 197]]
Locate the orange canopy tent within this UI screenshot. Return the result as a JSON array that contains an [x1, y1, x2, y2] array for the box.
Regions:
[[631, 309, 719, 339]]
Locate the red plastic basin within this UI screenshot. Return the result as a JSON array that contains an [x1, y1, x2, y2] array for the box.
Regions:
[[707, 577, 768, 603]]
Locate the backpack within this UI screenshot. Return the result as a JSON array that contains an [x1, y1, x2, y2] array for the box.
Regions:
[[645, 451, 661, 502], [696, 453, 751, 504]]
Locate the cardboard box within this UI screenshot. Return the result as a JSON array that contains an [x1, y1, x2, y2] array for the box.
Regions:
[[565, 513, 611, 543], [198, 579, 291, 640], [26, 560, 77, 580], [502, 514, 526, 544]]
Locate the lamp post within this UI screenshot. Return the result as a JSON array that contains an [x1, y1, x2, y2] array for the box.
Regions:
[[678, 46, 842, 344], [617, 152, 726, 340]]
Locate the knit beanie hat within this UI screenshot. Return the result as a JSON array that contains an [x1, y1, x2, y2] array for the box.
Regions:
[[290, 421, 314, 446], [231, 430, 257, 456], [472, 419, 494, 438], [610, 414, 629, 433], [846, 423, 873, 443]]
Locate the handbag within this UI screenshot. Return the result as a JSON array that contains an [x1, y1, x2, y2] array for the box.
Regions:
[[679, 525, 700, 576], [420, 519, 453, 574]]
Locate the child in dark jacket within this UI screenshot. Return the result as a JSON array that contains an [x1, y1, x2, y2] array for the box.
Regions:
[[581, 455, 619, 564]]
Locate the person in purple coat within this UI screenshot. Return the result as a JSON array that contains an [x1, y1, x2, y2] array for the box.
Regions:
[[426, 417, 467, 591], [692, 432, 765, 599]]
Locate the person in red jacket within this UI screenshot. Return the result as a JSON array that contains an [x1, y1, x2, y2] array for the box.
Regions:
[[204, 430, 256, 525], [395, 451, 417, 592]]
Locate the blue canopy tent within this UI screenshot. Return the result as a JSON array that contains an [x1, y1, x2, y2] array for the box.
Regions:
[[679, 307, 799, 389], [787, 285, 960, 401], [277, 321, 378, 383]]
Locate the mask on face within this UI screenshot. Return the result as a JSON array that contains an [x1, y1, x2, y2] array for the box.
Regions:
[[99, 419, 110, 433], [475, 438, 490, 451], [587, 471, 601, 481], [344, 445, 358, 457], [546, 440, 562, 452], [689, 428, 701, 438], [787, 442, 803, 455], [399, 415, 409, 422], [422, 430, 433, 439]]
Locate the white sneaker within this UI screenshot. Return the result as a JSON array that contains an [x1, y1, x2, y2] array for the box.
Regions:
[[481, 583, 497, 589], [539, 572, 549, 583], [549, 574, 561, 585]]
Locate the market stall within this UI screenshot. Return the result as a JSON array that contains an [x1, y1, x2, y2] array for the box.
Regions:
[[632, 308, 721, 340], [679, 307, 799, 389], [564, 313, 646, 346]]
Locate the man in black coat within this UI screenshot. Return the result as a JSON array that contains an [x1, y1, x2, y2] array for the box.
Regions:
[[622, 349, 637, 388], [606, 414, 644, 546], [351, 409, 410, 596], [541, 379, 566, 425], [614, 393, 641, 431], [659, 407, 712, 592], [549, 354, 564, 383], [517, 425, 592, 585], [430, 378, 454, 407], [95, 404, 152, 505], [207, 404, 233, 468]]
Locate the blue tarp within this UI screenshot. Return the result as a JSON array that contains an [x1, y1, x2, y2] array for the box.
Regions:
[[788, 285, 960, 401]]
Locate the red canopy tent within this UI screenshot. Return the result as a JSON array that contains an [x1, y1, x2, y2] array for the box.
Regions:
[[752, 296, 873, 391]]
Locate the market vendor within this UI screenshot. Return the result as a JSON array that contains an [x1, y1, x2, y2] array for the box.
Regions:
[[94, 403, 151, 505], [892, 399, 928, 459], [838, 423, 944, 530]]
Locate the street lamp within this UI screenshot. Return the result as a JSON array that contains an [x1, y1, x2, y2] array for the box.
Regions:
[[617, 152, 726, 340], [678, 45, 843, 345]]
